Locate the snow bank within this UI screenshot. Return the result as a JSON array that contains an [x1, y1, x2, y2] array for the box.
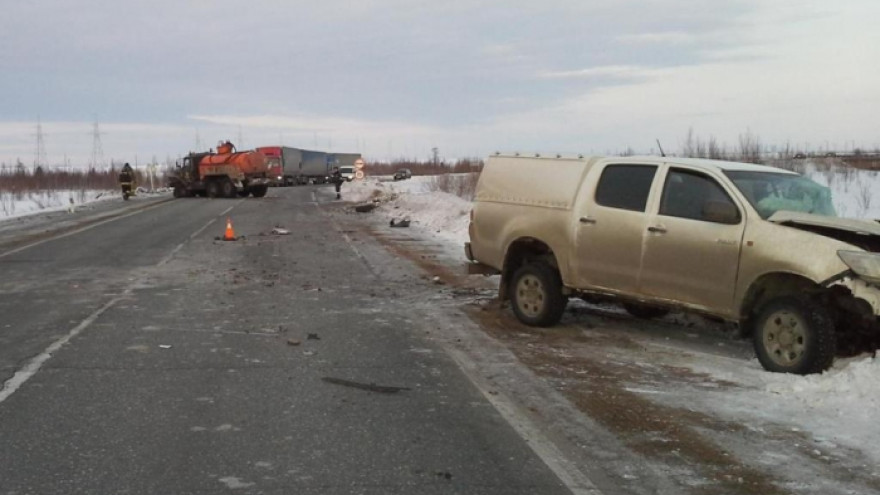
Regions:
[[0, 189, 121, 220], [342, 176, 472, 248]]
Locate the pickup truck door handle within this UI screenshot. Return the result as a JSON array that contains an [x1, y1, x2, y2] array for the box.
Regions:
[[579, 217, 596, 224], [647, 226, 667, 234]]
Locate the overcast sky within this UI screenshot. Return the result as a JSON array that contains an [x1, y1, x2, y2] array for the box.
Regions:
[[1, 0, 878, 168]]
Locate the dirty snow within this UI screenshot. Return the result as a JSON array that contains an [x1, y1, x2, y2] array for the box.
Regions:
[[345, 169, 880, 465], [342, 175, 472, 250]]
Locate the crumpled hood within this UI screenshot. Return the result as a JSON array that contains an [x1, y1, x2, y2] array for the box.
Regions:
[[768, 211, 880, 236]]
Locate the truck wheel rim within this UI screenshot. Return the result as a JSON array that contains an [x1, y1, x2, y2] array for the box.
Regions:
[[762, 309, 806, 366], [516, 274, 545, 318]]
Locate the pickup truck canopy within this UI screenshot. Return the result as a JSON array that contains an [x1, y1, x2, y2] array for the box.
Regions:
[[476, 155, 600, 210]]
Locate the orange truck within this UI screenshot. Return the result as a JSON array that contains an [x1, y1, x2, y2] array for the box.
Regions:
[[169, 141, 271, 198]]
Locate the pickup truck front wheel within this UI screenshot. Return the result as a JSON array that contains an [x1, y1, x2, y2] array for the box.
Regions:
[[753, 296, 835, 374], [510, 263, 566, 327]]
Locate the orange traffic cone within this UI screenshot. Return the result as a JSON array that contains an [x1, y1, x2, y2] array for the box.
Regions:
[[223, 217, 236, 241]]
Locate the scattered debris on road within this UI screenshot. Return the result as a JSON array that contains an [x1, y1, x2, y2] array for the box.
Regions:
[[307, 333, 320, 340], [286, 339, 301, 346], [158, 344, 172, 349], [354, 202, 378, 213], [389, 217, 410, 228]]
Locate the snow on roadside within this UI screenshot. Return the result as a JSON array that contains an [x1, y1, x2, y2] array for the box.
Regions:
[[0, 189, 121, 221], [802, 161, 880, 219], [342, 176, 472, 252], [346, 172, 880, 465]]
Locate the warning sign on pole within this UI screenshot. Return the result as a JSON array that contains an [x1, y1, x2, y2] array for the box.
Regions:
[[354, 158, 365, 169], [355, 170, 365, 180]]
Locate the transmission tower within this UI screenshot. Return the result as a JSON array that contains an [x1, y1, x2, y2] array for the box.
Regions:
[[89, 116, 105, 169], [33, 116, 48, 171]]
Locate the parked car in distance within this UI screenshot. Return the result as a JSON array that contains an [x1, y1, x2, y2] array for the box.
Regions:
[[339, 166, 355, 182], [393, 168, 412, 181], [465, 154, 880, 374]]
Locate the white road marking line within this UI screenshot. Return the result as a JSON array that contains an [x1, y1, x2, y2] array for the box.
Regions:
[[0, 207, 151, 259], [444, 347, 603, 495], [313, 203, 378, 279], [0, 215, 221, 403], [0, 291, 130, 404], [159, 218, 215, 266], [190, 218, 217, 240], [218, 201, 243, 217]]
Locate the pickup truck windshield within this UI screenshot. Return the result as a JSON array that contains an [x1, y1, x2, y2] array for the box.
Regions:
[[724, 170, 836, 219]]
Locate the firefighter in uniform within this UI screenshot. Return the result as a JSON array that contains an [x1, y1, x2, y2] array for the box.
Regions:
[[118, 163, 135, 200], [330, 166, 343, 199]]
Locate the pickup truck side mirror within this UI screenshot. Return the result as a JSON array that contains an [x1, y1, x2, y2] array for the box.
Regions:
[[702, 200, 741, 224]]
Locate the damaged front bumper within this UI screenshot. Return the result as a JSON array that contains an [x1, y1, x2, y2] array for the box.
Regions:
[[829, 276, 880, 316]]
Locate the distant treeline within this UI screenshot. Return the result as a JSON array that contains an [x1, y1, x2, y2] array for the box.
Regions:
[[365, 158, 483, 176], [0, 164, 147, 192]]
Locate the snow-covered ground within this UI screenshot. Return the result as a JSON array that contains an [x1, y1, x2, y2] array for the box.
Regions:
[[343, 170, 880, 466], [0, 189, 122, 220], [802, 161, 880, 219]]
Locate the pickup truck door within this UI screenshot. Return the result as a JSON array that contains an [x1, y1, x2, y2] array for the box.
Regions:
[[574, 163, 659, 294], [639, 166, 746, 315]]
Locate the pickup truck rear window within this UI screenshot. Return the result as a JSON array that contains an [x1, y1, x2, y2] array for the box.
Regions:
[[595, 165, 657, 212]]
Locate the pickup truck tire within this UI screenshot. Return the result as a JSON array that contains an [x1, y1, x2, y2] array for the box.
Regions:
[[623, 303, 669, 319], [510, 262, 567, 327], [753, 296, 835, 374]]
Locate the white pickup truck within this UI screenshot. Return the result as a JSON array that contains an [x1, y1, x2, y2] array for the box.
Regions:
[[465, 154, 880, 374]]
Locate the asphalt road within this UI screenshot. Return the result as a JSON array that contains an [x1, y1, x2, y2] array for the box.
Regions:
[[0, 188, 572, 494]]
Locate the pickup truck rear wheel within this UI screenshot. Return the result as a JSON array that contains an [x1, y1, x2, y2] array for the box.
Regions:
[[753, 296, 835, 374], [510, 262, 566, 327]]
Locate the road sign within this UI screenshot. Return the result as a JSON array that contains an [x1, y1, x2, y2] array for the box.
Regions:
[[354, 158, 365, 169]]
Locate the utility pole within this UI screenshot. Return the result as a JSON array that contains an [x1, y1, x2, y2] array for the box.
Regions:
[[237, 125, 244, 149], [33, 116, 48, 172], [432, 147, 439, 166], [195, 129, 202, 152], [89, 116, 105, 170]]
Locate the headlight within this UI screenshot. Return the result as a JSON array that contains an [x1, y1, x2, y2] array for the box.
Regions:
[[838, 251, 880, 284]]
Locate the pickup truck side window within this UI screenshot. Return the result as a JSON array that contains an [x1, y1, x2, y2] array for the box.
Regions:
[[660, 169, 741, 224], [594, 165, 657, 212]]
